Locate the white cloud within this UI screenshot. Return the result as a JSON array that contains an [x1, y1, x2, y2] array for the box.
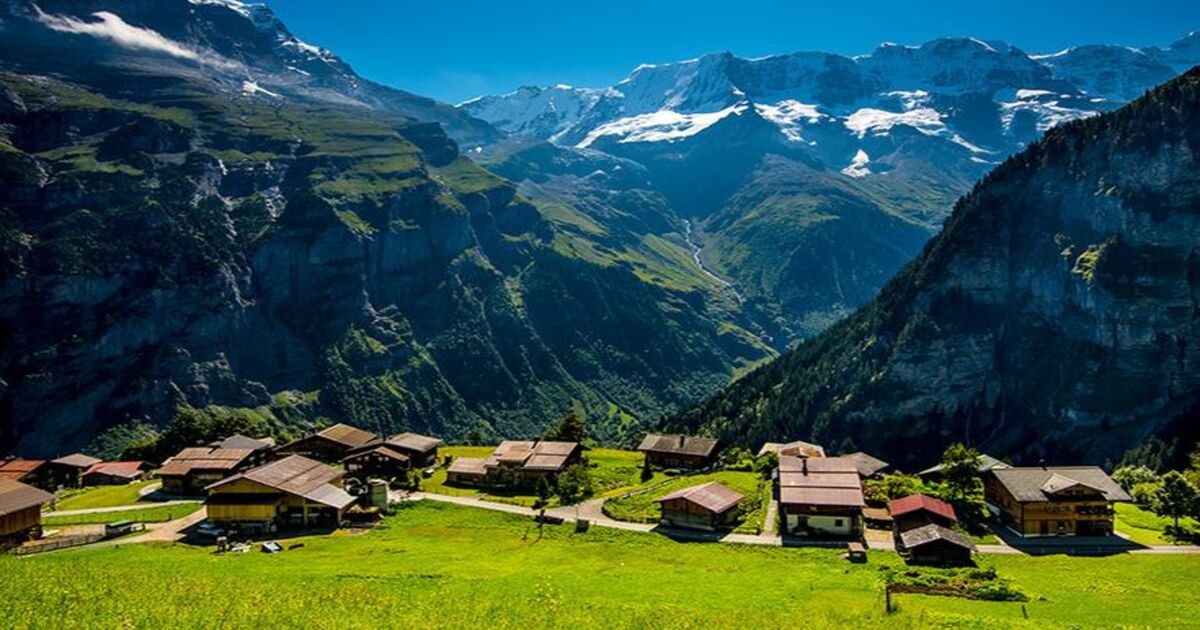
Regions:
[[36, 8, 201, 61]]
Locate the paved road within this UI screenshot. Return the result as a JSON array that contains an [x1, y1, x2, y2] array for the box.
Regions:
[[45, 500, 197, 517]]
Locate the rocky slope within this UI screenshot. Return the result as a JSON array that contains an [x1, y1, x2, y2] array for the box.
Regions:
[[0, 1, 769, 456], [671, 69, 1200, 468], [463, 32, 1200, 342]]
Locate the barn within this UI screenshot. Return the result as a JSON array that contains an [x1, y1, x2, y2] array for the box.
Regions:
[[0, 478, 53, 545], [656, 482, 744, 531]]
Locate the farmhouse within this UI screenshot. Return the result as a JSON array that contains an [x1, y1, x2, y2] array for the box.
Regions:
[[842, 452, 890, 478], [898, 523, 976, 566], [157, 447, 257, 495], [757, 440, 826, 459], [344, 432, 444, 479], [82, 461, 152, 486], [0, 459, 49, 490], [919, 453, 1010, 481], [0, 478, 53, 545], [777, 456, 866, 537], [276, 423, 378, 463], [42, 453, 103, 489], [638, 434, 720, 469], [447, 440, 583, 488], [888, 494, 958, 532], [656, 482, 744, 531], [984, 466, 1131, 537], [205, 455, 356, 533]]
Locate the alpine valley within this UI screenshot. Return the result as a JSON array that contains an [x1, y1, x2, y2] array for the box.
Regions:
[[0, 0, 1197, 465]]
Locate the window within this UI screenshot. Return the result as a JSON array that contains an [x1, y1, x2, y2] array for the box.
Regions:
[[834, 519, 844, 527]]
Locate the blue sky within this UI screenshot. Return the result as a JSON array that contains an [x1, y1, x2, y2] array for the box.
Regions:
[[263, 1, 1200, 104]]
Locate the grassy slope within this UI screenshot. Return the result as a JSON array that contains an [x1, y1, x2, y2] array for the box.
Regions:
[[51, 480, 161, 511], [1114, 503, 1200, 545], [42, 503, 203, 527], [603, 470, 767, 534], [1, 502, 1197, 628]]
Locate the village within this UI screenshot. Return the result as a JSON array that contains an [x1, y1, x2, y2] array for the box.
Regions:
[[3, 419, 1196, 570]]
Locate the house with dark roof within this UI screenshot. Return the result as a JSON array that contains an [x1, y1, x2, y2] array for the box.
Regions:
[[842, 452, 890, 478], [0, 459, 49, 490], [276, 423, 378, 463], [888, 494, 958, 532], [656, 482, 744, 531], [82, 461, 153, 486], [918, 454, 1010, 481], [41, 453, 103, 489], [777, 456, 866, 537], [984, 466, 1131, 537], [0, 478, 53, 545], [343, 432, 444, 480], [447, 440, 583, 488], [205, 455, 357, 533], [638, 434, 721, 470], [899, 523, 976, 566], [157, 447, 258, 495]]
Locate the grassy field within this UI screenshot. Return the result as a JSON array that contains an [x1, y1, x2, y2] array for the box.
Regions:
[[51, 480, 161, 511], [1114, 503, 1199, 545], [42, 503, 203, 527], [1, 502, 1197, 628], [603, 470, 768, 534], [424, 447, 661, 508]]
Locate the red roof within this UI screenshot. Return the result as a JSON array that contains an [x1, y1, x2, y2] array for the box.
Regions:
[[84, 461, 148, 479], [888, 494, 957, 522], [0, 459, 45, 479]]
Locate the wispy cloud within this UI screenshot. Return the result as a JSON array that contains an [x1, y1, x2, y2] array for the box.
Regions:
[[33, 7, 239, 71]]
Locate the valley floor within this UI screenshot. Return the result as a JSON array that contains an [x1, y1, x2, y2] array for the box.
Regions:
[[3, 502, 1198, 628]]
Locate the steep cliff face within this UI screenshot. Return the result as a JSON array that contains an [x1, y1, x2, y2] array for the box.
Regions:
[[674, 68, 1200, 468]]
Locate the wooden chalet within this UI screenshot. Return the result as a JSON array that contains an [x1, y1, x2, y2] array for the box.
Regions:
[[0, 459, 49, 490], [446, 440, 583, 488], [842, 452, 890, 479], [638, 434, 720, 470], [42, 453, 103, 489], [888, 494, 957, 532], [82, 461, 152, 486], [0, 478, 53, 545], [919, 454, 1010, 481], [757, 440, 826, 459], [157, 447, 257, 495], [984, 466, 1131, 537], [210, 434, 276, 453], [276, 423, 378, 463], [777, 456, 866, 537], [343, 432, 444, 480], [656, 482, 743, 531], [898, 523, 975, 566], [205, 455, 357, 533]]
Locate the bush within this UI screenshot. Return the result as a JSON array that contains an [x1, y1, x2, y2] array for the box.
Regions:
[[1113, 465, 1159, 492]]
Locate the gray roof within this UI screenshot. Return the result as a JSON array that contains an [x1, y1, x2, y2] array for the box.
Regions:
[[0, 478, 53, 517], [779, 456, 860, 474], [384, 432, 444, 454], [657, 482, 743, 514], [919, 454, 1010, 477], [638, 434, 719, 458], [447, 457, 488, 476], [211, 435, 275, 451], [990, 467, 1132, 503], [207, 455, 355, 510], [51, 453, 102, 469], [842, 452, 890, 477], [900, 523, 976, 551], [777, 456, 866, 508]]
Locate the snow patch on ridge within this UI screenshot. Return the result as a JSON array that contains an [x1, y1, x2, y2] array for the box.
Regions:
[[841, 149, 872, 177], [577, 104, 748, 148]]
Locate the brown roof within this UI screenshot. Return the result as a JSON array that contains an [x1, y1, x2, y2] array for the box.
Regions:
[[990, 467, 1132, 503], [899, 523, 976, 551], [638, 434, 720, 458], [83, 461, 148, 479], [51, 453, 102, 469], [158, 447, 255, 477], [211, 435, 275, 451], [777, 455, 865, 508], [778, 456, 860, 474], [778, 472, 862, 488], [779, 486, 866, 507], [314, 424, 377, 448], [207, 455, 354, 509], [343, 445, 409, 464], [484, 441, 579, 473], [0, 459, 46, 480], [384, 432, 444, 454], [888, 494, 957, 522], [842, 452, 890, 477], [657, 481, 743, 514], [0, 477, 53, 517], [447, 457, 488, 476]]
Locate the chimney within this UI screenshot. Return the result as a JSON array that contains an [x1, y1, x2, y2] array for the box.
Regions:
[[802, 458, 808, 475], [678, 435, 686, 448]]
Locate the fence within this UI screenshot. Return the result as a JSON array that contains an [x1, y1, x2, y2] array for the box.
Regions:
[[13, 532, 106, 556]]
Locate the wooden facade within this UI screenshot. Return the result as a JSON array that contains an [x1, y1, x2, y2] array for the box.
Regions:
[[985, 467, 1130, 537], [276, 424, 377, 464], [777, 456, 866, 538], [656, 482, 743, 531], [0, 505, 42, 542], [638, 434, 720, 470], [205, 456, 356, 533], [0, 478, 53, 545]]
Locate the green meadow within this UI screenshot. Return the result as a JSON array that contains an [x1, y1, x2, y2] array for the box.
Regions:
[[51, 480, 161, 511], [2, 502, 1197, 628], [41, 503, 203, 527], [602, 469, 768, 534]]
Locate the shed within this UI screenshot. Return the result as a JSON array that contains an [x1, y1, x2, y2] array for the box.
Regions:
[[888, 494, 958, 532], [898, 523, 976, 566], [656, 482, 744, 531], [0, 478, 53, 543]]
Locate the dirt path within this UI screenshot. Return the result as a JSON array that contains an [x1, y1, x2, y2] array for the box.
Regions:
[[45, 499, 196, 517]]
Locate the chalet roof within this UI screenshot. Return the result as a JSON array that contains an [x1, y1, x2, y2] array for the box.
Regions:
[[51, 453, 102, 469], [888, 494, 957, 522], [384, 432, 444, 454], [779, 486, 866, 507], [638, 434, 719, 458], [990, 467, 1131, 503], [842, 452, 890, 477], [158, 447, 254, 476], [778, 472, 862, 488], [484, 441, 579, 473], [447, 457, 488, 476], [899, 523, 976, 551], [758, 441, 827, 458], [778, 456, 860, 474], [919, 454, 1010, 477], [343, 445, 409, 464], [207, 455, 355, 510], [313, 424, 377, 448], [0, 459, 45, 479], [84, 461, 148, 479], [0, 478, 53, 517], [657, 482, 743, 514], [210, 435, 275, 451], [777, 455, 865, 508]]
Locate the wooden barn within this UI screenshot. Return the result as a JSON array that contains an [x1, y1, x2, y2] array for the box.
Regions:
[[0, 478, 53, 545], [898, 523, 976, 566], [985, 466, 1130, 537], [638, 434, 720, 470], [0, 459, 49, 490], [656, 482, 743, 531], [82, 461, 153, 486], [205, 455, 357, 533], [157, 447, 257, 495], [343, 445, 411, 481], [446, 440, 583, 488], [842, 452, 890, 479], [888, 494, 958, 532], [276, 424, 378, 463], [777, 456, 866, 537]]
